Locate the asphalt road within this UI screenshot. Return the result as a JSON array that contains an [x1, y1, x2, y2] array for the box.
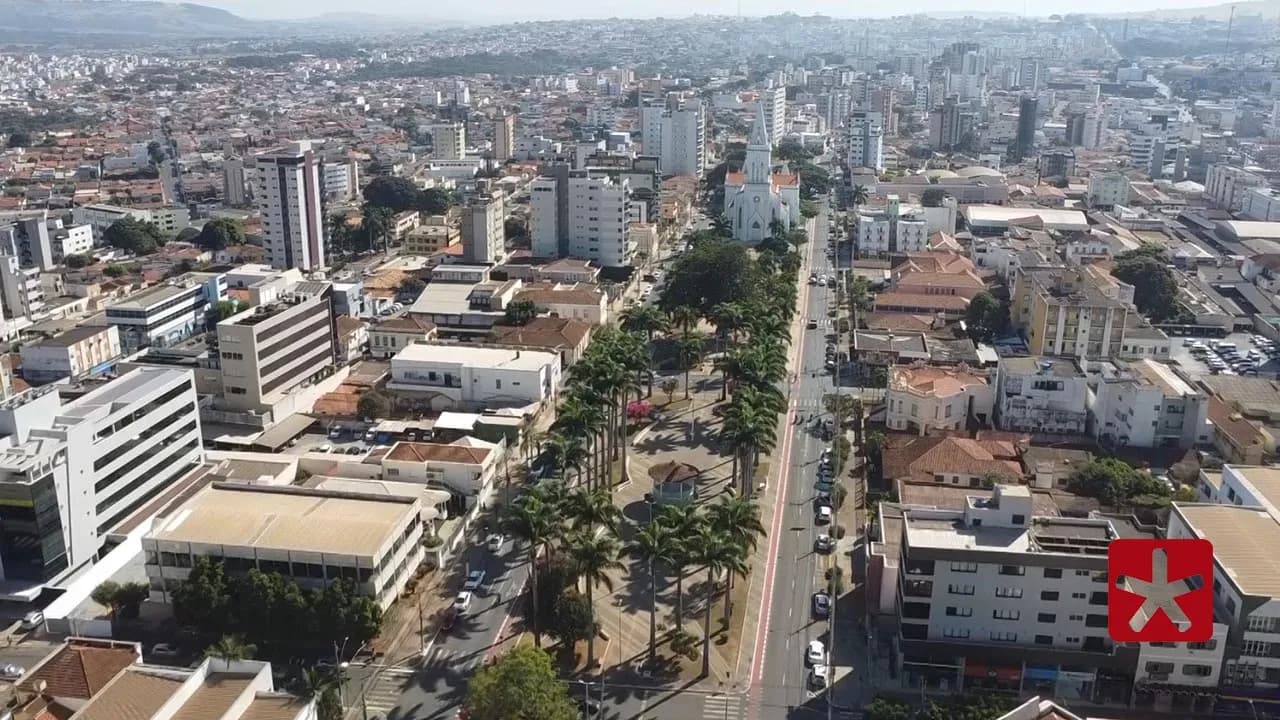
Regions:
[[363, 538, 529, 720]]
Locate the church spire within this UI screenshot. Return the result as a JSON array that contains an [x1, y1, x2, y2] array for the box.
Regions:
[[749, 101, 769, 149]]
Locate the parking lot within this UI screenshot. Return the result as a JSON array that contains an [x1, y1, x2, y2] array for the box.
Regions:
[[1169, 331, 1280, 380]]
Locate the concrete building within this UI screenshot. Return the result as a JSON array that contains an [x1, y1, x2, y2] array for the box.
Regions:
[[1013, 95, 1037, 161], [1243, 188, 1280, 221], [106, 275, 224, 352], [223, 156, 247, 206], [724, 106, 802, 245], [321, 157, 359, 203], [461, 190, 506, 265], [854, 196, 929, 257], [847, 110, 884, 172], [531, 171, 631, 268], [929, 96, 964, 150], [995, 356, 1089, 435], [20, 325, 122, 385], [369, 316, 438, 359], [428, 123, 466, 160], [382, 438, 502, 508], [1066, 108, 1106, 149], [1087, 173, 1129, 209], [640, 95, 707, 177], [1206, 164, 1268, 212], [254, 141, 326, 272], [0, 368, 202, 585], [1010, 266, 1134, 359], [893, 484, 1154, 702], [760, 85, 787, 145], [1088, 358, 1209, 449], [0, 255, 45, 328], [144, 483, 422, 610], [46, 218, 93, 265], [1018, 57, 1042, 92], [387, 343, 560, 411], [493, 114, 516, 162], [0, 215, 53, 271], [70, 204, 151, 243], [215, 286, 336, 414], [886, 363, 993, 434]]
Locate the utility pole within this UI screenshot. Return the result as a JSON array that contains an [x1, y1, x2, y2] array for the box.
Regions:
[[1226, 5, 1236, 56]]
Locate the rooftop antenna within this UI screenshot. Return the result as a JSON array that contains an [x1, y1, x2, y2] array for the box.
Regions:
[[1225, 5, 1236, 55]]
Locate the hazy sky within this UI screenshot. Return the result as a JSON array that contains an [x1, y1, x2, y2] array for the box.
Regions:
[[198, 0, 1228, 21]]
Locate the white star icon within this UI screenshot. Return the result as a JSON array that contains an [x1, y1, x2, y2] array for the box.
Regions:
[[1117, 548, 1204, 634]]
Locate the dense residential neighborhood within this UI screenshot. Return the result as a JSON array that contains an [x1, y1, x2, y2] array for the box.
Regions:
[[1, 3, 1280, 720]]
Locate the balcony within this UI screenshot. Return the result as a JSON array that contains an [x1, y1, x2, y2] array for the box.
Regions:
[[903, 578, 933, 598]]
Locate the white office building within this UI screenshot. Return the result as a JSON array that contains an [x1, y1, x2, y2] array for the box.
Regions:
[[223, 156, 247, 206], [107, 275, 224, 352], [493, 114, 516, 162], [1206, 164, 1268, 213], [846, 111, 884, 172], [530, 172, 632, 268], [1243, 188, 1280, 221], [387, 343, 561, 411], [461, 191, 506, 265], [995, 357, 1089, 435], [0, 367, 203, 585], [529, 177, 560, 259], [253, 141, 327, 272], [70, 204, 151, 243], [640, 97, 706, 177], [1087, 358, 1209, 449], [216, 286, 336, 414]]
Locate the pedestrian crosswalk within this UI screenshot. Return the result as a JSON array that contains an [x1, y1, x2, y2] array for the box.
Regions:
[[702, 694, 745, 720], [420, 645, 485, 674], [357, 665, 416, 717]]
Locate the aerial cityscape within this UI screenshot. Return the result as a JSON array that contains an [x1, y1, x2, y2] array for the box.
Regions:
[[0, 2, 1278, 719]]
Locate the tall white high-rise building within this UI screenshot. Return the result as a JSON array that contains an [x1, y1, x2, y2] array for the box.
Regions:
[[462, 190, 506, 264], [1018, 57, 1042, 92], [531, 172, 631, 267], [659, 99, 706, 177], [428, 123, 466, 160], [761, 86, 787, 145], [493, 114, 515, 162], [847, 111, 884, 172], [223, 156, 246, 206], [253, 141, 326, 272]]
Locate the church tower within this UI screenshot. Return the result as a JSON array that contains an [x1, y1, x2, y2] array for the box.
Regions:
[[744, 104, 772, 185]]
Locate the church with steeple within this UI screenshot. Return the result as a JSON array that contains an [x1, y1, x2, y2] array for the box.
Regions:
[[722, 104, 802, 245]]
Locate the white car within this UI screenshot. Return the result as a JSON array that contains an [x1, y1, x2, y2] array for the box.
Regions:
[[814, 534, 834, 553], [809, 664, 829, 689], [0, 664, 23, 679], [816, 506, 833, 524], [453, 591, 473, 614], [18, 611, 42, 631], [805, 640, 826, 666], [464, 570, 486, 591], [150, 643, 179, 658]]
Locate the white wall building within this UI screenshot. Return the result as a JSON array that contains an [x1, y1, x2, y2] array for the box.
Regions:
[[567, 174, 630, 268], [427, 123, 466, 160], [1087, 358, 1209, 449], [886, 364, 993, 434], [1087, 173, 1129, 209], [20, 325, 121, 384], [387, 343, 560, 411], [846, 110, 885, 172], [659, 99, 706, 177], [253, 141, 327, 272], [529, 176, 560, 260], [854, 196, 929, 257], [223, 156, 247, 206], [1243, 188, 1280, 222], [995, 356, 1089, 435], [461, 191, 506, 265], [1205, 164, 1266, 212], [760, 86, 787, 146], [106, 276, 222, 352]]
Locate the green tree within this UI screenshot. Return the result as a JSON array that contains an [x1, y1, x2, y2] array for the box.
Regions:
[[357, 390, 391, 419], [965, 291, 1008, 343], [676, 331, 705, 401], [398, 276, 426, 300], [620, 305, 668, 396], [921, 187, 948, 207], [103, 217, 164, 255], [865, 431, 886, 470], [1068, 458, 1169, 506], [851, 184, 870, 208], [504, 298, 540, 326], [360, 204, 394, 253], [504, 216, 527, 241], [466, 645, 577, 720], [213, 300, 246, 321], [171, 556, 230, 632], [362, 176, 424, 213], [655, 503, 700, 624], [420, 187, 452, 215], [548, 588, 594, 645], [63, 253, 92, 269], [205, 634, 255, 670], [567, 531, 623, 669], [6, 131, 31, 148], [196, 218, 244, 251], [863, 696, 912, 720], [504, 494, 558, 647], [659, 238, 756, 316], [1112, 252, 1180, 322], [630, 521, 675, 666], [316, 686, 342, 720]]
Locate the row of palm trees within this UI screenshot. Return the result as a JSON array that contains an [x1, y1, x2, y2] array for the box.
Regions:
[[504, 478, 766, 676]]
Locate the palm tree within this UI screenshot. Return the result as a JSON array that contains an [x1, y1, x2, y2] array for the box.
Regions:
[[568, 531, 625, 671], [676, 331, 705, 401], [851, 184, 869, 208], [504, 494, 557, 647], [567, 488, 621, 535], [710, 214, 732, 237], [298, 667, 334, 700], [669, 305, 700, 335], [709, 302, 748, 353], [656, 504, 700, 624], [689, 525, 734, 677], [630, 521, 675, 666], [768, 218, 787, 241], [721, 389, 780, 495], [519, 421, 543, 466], [707, 497, 765, 618], [620, 306, 668, 397], [326, 213, 351, 257], [360, 205, 394, 254], [205, 634, 255, 670], [556, 396, 605, 488]]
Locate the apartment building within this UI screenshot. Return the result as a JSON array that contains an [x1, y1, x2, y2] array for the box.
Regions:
[[854, 196, 929, 257], [0, 255, 45, 329], [1087, 173, 1129, 209], [995, 356, 1089, 435], [1205, 164, 1267, 213], [144, 483, 423, 610], [369, 316, 439, 359], [254, 141, 326, 272], [223, 156, 247, 206], [493, 114, 516, 162], [886, 363, 993, 434], [531, 170, 631, 268], [462, 190, 506, 265], [427, 122, 466, 160], [640, 96, 707, 178], [106, 275, 224, 352], [896, 484, 1145, 701], [1087, 358, 1209, 449], [387, 343, 560, 411], [760, 85, 787, 145], [847, 110, 885, 172], [404, 216, 460, 256], [1011, 266, 1134, 358], [215, 287, 336, 414], [20, 325, 122, 384], [0, 368, 202, 585], [383, 438, 503, 507]]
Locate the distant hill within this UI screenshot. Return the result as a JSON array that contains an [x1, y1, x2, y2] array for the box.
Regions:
[[1106, 0, 1280, 20], [0, 0, 256, 36]]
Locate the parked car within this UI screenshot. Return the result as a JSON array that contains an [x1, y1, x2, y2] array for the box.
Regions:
[[806, 640, 826, 666], [464, 570, 486, 591], [0, 664, 24, 679], [453, 591, 474, 614], [816, 506, 833, 524], [150, 643, 179, 658], [812, 592, 831, 618], [486, 533, 505, 552], [809, 664, 829, 689], [18, 611, 42, 631], [814, 534, 834, 553]]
